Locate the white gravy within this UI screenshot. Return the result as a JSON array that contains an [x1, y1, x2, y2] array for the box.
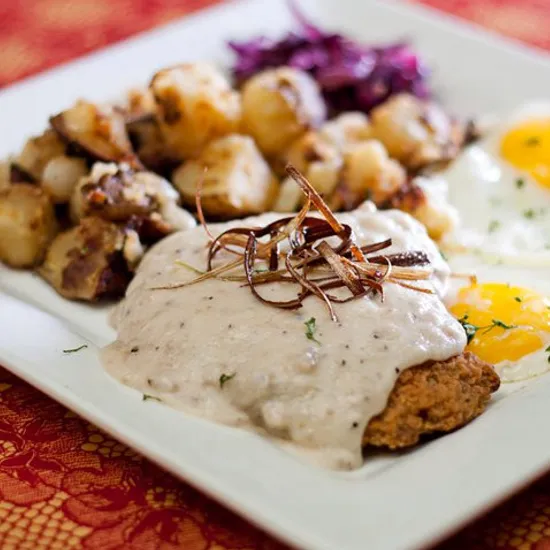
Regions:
[[102, 202, 466, 470]]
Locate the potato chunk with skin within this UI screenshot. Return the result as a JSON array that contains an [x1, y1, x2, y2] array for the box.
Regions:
[[0, 184, 58, 268], [370, 93, 463, 170], [274, 132, 342, 212], [126, 88, 156, 119], [319, 112, 372, 151], [274, 112, 373, 211], [50, 100, 142, 169], [16, 129, 65, 181], [41, 155, 89, 203], [242, 67, 326, 157], [0, 161, 9, 190], [151, 63, 241, 160], [342, 140, 406, 205], [71, 162, 195, 234], [126, 114, 179, 174], [385, 177, 459, 241], [173, 134, 278, 218], [38, 217, 131, 301]]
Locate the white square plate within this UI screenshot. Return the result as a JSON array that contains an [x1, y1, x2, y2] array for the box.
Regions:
[[1, 1, 550, 549]]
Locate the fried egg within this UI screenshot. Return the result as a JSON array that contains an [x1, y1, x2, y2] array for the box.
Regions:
[[435, 101, 550, 266], [448, 280, 550, 382]]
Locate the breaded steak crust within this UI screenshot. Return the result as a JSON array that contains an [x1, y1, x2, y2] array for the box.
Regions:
[[363, 352, 500, 449]]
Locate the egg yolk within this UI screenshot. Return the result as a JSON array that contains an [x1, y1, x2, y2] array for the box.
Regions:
[[450, 283, 550, 365], [500, 118, 550, 189]]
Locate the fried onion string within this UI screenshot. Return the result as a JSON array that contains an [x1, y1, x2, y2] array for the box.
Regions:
[[153, 165, 436, 318]]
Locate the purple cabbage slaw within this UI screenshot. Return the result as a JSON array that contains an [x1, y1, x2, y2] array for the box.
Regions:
[[228, 5, 431, 114]]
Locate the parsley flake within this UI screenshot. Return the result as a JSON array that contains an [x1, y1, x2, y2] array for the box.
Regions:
[[458, 315, 517, 344], [524, 209, 536, 219], [546, 346, 550, 364], [516, 178, 525, 189], [219, 373, 236, 388], [457, 315, 478, 345], [525, 136, 540, 147], [63, 344, 88, 354], [488, 220, 501, 233], [304, 317, 320, 344], [514, 296, 523, 303], [142, 394, 162, 402], [491, 319, 517, 330]]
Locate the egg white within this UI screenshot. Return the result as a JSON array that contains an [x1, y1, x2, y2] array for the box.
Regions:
[[431, 101, 550, 268]]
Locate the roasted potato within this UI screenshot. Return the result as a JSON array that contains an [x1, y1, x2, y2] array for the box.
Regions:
[[71, 162, 154, 222], [126, 88, 156, 120], [50, 100, 142, 169], [272, 176, 303, 213], [274, 132, 342, 211], [16, 129, 65, 181], [172, 134, 278, 218], [150, 63, 241, 160], [274, 112, 373, 211], [242, 67, 326, 157], [38, 217, 131, 301], [342, 140, 406, 205], [41, 155, 89, 203], [71, 162, 195, 234], [319, 112, 372, 151], [126, 114, 179, 174], [122, 228, 145, 269], [0, 184, 58, 268], [0, 161, 9, 190], [385, 177, 459, 241], [370, 93, 463, 171]]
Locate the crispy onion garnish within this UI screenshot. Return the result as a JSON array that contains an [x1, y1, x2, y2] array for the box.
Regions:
[[154, 165, 434, 321]]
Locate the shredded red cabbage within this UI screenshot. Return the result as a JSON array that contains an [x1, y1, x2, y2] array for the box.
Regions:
[[228, 9, 430, 114]]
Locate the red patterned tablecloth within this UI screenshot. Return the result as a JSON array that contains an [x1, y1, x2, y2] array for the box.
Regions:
[[1, 1, 550, 548]]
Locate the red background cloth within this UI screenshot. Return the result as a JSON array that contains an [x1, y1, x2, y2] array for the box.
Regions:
[[1, 1, 550, 548]]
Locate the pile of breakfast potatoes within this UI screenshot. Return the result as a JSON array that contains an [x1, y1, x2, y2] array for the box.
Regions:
[[0, 63, 467, 301]]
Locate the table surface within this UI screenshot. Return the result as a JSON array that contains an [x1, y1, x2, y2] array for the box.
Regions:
[[1, 0, 550, 548]]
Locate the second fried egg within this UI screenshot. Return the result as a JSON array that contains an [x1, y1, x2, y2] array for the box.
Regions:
[[449, 281, 550, 382]]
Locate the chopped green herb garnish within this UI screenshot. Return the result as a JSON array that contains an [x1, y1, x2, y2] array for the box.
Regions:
[[546, 346, 550, 364], [457, 315, 478, 345], [515, 178, 525, 189], [219, 373, 236, 388], [491, 319, 517, 330], [63, 344, 88, 354], [525, 136, 540, 147], [457, 315, 517, 344], [304, 317, 320, 344], [80, 246, 90, 255], [253, 266, 269, 274], [142, 394, 162, 402], [488, 220, 501, 233], [439, 249, 448, 261], [524, 209, 536, 219], [514, 296, 523, 303]]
